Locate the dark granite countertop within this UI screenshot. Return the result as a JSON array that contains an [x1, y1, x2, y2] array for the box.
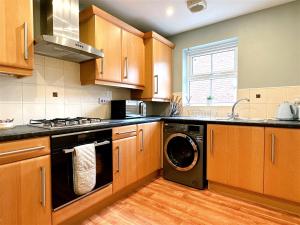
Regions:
[[162, 116, 300, 128], [0, 117, 161, 142], [1, 116, 300, 142]]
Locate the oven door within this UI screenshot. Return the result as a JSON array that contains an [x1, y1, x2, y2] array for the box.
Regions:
[[51, 140, 112, 210]]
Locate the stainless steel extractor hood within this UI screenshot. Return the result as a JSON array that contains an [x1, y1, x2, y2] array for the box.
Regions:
[[33, 0, 103, 63]]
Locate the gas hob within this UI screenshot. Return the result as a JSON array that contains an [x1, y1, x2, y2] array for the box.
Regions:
[[29, 117, 108, 129]]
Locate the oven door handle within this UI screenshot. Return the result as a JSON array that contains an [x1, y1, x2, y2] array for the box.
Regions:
[[63, 140, 111, 154]]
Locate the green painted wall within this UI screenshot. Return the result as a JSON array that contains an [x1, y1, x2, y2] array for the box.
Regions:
[[169, 1, 300, 92]]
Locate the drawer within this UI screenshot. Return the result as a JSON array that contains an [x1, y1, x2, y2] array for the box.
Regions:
[[0, 137, 50, 165], [112, 125, 137, 140]]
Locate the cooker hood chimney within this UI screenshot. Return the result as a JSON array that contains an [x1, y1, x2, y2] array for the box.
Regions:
[[33, 0, 103, 63]]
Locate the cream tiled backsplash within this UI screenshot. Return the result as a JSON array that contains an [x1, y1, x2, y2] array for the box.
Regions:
[[180, 86, 300, 119], [0, 55, 130, 125]]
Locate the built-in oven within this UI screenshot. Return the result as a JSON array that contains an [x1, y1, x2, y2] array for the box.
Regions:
[[51, 128, 112, 211]]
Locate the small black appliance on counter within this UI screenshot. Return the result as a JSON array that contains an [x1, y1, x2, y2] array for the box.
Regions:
[[111, 100, 146, 119]]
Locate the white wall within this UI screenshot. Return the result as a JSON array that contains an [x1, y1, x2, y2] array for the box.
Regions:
[[0, 55, 130, 125]]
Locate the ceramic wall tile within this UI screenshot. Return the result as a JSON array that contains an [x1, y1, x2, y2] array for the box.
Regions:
[[23, 64, 45, 85], [63, 61, 81, 87], [267, 103, 279, 119], [0, 103, 23, 124], [249, 88, 266, 104], [46, 86, 64, 104], [64, 104, 82, 118], [286, 86, 300, 102], [64, 87, 82, 104], [44, 57, 63, 69], [250, 104, 267, 119], [45, 66, 64, 86], [0, 81, 22, 103], [46, 104, 65, 119], [235, 103, 250, 118], [34, 54, 44, 66], [23, 103, 45, 123], [82, 104, 102, 118], [23, 84, 45, 103], [265, 87, 286, 104], [237, 89, 250, 99]]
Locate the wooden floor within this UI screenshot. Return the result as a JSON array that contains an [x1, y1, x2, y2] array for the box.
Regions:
[[82, 178, 300, 225]]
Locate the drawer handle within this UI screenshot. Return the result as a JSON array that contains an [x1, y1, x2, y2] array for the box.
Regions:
[[0, 146, 45, 157], [271, 134, 276, 164], [40, 167, 46, 208], [115, 130, 136, 135]]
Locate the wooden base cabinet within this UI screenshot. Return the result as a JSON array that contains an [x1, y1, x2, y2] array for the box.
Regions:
[[0, 155, 51, 225], [0, 0, 34, 76], [207, 124, 264, 193], [136, 122, 161, 179], [264, 128, 300, 203], [113, 136, 137, 193]]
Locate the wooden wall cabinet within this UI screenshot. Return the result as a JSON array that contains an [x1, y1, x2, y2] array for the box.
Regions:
[[0, 0, 34, 76], [0, 155, 51, 225], [112, 134, 137, 193], [264, 128, 300, 203], [132, 32, 174, 102], [136, 122, 161, 179], [122, 29, 145, 86], [80, 6, 144, 89], [207, 124, 264, 193]]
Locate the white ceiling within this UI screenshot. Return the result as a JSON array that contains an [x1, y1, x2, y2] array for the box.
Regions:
[[80, 0, 295, 37]]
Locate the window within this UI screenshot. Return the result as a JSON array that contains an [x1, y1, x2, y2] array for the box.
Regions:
[[184, 38, 238, 106]]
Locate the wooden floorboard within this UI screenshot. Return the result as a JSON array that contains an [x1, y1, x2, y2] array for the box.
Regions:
[[81, 178, 300, 225]]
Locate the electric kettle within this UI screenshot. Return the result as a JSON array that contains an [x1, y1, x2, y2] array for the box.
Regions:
[[276, 102, 298, 120]]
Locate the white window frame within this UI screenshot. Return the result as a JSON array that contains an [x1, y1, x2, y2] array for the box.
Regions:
[[184, 38, 238, 106]]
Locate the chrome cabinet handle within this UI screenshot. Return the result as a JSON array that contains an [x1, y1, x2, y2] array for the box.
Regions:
[[40, 167, 46, 208], [124, 57, 128, 79], [154, 75, 159, 94], [210, 129, 214, 154], [0, 146, 45, 157], [116, 146, 121, 173], [271, 134, 276, 164], [63, 140, 111, 154], [139, 129, 144, 151], [100, 49, 104, 77], [24, 22, 28, 60], [115, 130, 136, 135]]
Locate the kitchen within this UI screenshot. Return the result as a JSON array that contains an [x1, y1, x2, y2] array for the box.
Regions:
[[0, 0, 300, 224]]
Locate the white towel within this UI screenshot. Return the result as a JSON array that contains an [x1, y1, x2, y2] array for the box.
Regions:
[[72, 143, 96, 195]]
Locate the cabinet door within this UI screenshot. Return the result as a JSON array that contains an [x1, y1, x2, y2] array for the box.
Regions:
[[137, 122, 161, 179], [0, 0, 34, 75], [0, 155, 51, 225], [227, 126, 264, 193], [207, 124, 229, 185], [152, 39, 172, 100], [264, 128, 300, 203], [94, 16, 121, 82], [122, 30, 144, 86], [113, 136, 137, 193]]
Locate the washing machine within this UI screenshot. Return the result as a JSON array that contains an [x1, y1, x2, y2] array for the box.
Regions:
[[163, 122, 206, 189]]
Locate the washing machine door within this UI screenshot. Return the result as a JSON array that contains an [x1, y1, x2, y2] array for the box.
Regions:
[[164, 133, 199, 172]]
